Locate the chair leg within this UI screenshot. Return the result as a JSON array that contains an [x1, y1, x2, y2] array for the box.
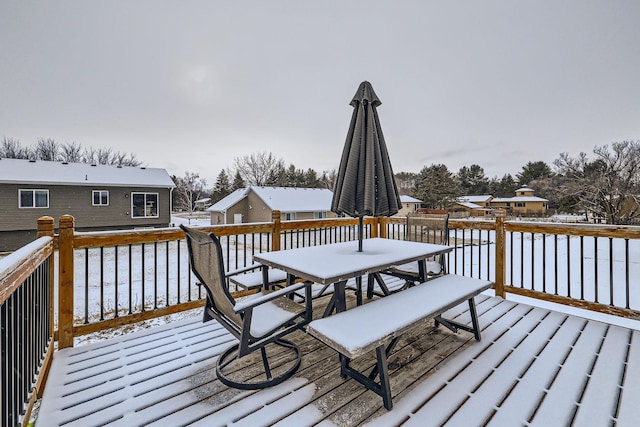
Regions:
[[216, 339, 302, 390]]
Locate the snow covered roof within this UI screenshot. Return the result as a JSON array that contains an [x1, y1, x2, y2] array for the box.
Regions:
[[252, 186, 333, 212], [457, 201, 484, 209], [208, 186, 335, 213], [208, 188, 249, 211], [459, 195, 492, 203], [0, 158, 175, 188], [492, 196, 548, 202], [400, 195, 422, 203], [516, 187, 534, 192]]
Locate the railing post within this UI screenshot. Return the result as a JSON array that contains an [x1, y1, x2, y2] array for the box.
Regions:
[[271, 210, 281, 252], [58, 215, 75, 349], [375, 217, 384, 238], [37, 216, 56, 342], [494, 210, 506, 298]]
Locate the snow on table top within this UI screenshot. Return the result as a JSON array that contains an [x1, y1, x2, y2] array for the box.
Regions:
[[253, 238, 451, 284]]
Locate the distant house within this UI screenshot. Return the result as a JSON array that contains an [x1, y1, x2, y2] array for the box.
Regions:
[[0, 158, 175, 252], [452, 195, 494, 217], [208, 186, 336, 224], [490, 187, 548, 215], [397, 195, 422, 216]]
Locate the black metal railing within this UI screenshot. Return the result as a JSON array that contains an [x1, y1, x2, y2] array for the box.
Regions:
[[1, 237, 53, 427]]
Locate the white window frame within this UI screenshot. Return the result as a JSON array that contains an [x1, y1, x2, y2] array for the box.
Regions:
[[92, 190, 110, 206], [131, 192, 159, 218], [19, 189, 49, 209], [314, 212, 327, 219], [285, 212, 296, 221]]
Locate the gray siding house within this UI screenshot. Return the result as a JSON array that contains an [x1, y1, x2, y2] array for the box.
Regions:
[[208, 186, 336, 224], [0, 158, 175, 252]]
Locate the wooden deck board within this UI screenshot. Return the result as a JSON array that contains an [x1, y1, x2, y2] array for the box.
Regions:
[[38, 293, 640, 426]]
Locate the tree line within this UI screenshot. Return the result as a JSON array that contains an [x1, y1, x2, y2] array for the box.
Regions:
[[5, 135, 638, 224], [0, 137, 141, 166]]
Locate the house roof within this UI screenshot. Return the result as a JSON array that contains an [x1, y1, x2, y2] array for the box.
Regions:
[[459, 195, 493, 203], [0, 158, 175, 188], [208, 188, 249, 212], [492, 196, 548, 202], [208, 186, 334, 213], [457, 201, 484, 209], [516, 187, 535, 192], [400, 195, 422, 203]]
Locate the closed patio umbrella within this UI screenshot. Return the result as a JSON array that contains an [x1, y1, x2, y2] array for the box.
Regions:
[[331, 81, 402, 251]]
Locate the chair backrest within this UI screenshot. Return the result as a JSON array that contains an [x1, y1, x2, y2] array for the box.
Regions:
[[406, 213, 450, 245], [180, 225, 242, 326]]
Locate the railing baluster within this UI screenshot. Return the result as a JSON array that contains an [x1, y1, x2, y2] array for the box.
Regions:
[[567, 235, 571, 298], [531, 232, 535, 290], [141, 243, 146, 312], [114, 246, 119, 318], [128, 244, 133, 315], [594, 237, 599, 303], [165, 241, 170, 307], [580, 236, 584, 301], [84, 248, 89, 324], [553, 235, 558, 296], [625, 238, 630, 309], [609, 237, 614, 306]]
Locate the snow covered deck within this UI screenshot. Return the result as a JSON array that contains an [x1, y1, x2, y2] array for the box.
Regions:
[[38, 293, 640, 426]]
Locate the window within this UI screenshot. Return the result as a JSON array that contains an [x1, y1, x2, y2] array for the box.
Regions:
[[285, 212, 296, 220], [314, 212, 327, 219], [515, 202, 526, 208], [19, 189, 49, 208], [92, 190, 109, 206], [131, 192, 159, 218]]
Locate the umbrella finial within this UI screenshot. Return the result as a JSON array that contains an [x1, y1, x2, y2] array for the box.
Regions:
[[351, 81, 381, 107]]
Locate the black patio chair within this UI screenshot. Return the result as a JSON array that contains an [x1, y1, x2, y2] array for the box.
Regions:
[[180, 225, 312, 390], [367, 213, 450, 298]]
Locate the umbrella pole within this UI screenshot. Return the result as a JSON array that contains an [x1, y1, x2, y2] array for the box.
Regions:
[[358, 217, 363, 252]]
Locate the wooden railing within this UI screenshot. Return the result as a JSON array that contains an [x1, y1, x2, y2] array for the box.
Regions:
[[449, 213, 640, 319], [0, 217, 55, 427], [3, 211, 640, 424]]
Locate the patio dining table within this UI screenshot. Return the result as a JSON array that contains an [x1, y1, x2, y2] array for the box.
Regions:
[[253, 237, 453, 317]]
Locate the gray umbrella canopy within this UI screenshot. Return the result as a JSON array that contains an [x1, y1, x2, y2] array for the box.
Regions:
[[331, 81, 402, 250]]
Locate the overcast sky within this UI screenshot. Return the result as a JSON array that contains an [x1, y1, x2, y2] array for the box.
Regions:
[[2, 1, 640, 185]]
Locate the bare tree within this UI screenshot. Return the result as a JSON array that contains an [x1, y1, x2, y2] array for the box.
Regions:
[[0, 137, 30, 159], [554, 140, 640, 224], [233, 151, 285, 186], [34, 138, 60, 161], [60, 142, 83, 163], [174, 172, 208, 215]]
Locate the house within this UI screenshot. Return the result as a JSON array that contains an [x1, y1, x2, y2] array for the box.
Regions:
[[397, 195, 422, 216], [208, 186, 336, 224], [490, 187, 548, 215], [0, 158, 175, 252], [452, 195, 493, 217]]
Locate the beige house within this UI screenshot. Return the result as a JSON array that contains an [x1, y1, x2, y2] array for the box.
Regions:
[[452, 195, 493, 217], [489, 187, 548, 215], [397, 195, 422, 216], [208, 186, 336, 224]]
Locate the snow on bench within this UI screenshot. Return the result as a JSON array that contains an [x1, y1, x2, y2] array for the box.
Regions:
[[306, 274, 493, 410]]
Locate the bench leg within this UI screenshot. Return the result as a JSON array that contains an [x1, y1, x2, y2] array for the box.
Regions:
[[434, 297, 482, 341], [337, 341, 396, 410], [375, 345, 393, 410]]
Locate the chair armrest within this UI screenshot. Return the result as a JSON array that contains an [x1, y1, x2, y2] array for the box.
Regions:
[[226, 263, 263, 277], [233, 281, 310, 312]]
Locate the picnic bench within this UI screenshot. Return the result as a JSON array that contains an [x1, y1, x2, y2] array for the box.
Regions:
[[306, 274, 493, 410]]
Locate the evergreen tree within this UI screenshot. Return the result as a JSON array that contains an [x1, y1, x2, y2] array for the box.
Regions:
[[231, 170, 245, 191], [413, 164, 461, 209], [457, 164, 489, 195], [211, 170, 231, 203], [516, 161, 553, 187]]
